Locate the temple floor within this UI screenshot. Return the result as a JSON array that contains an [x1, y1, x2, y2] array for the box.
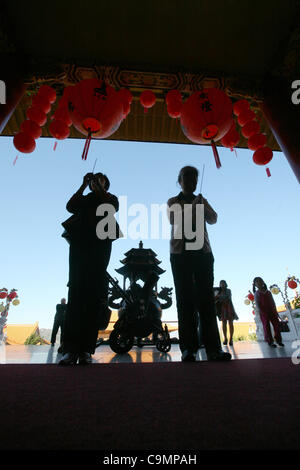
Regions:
[[0, 340, 297, 364]]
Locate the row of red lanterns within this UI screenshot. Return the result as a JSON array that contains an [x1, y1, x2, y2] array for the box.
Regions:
[[233, 98, 273, 173], [13, 85, 57, 153], [12, 81, 274, 171]]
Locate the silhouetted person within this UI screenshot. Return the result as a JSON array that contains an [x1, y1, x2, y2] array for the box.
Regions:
[[59, 172, 120, 365], [253, 276, 284, 347], [215, 280, 239, 345], [50, 298, 67, 350], [167, 166, 231, 362]]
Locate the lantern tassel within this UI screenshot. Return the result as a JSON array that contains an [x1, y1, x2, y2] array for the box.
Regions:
[[266, 167, 271, 177], [13, 155, 19, 166], [82, 130, 92, 160], [211, 140, 221, 169], [53, 141, 57, 151]]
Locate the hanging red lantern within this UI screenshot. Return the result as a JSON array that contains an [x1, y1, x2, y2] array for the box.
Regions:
[[241, 120, 260, 138], [20, 120, 42, 139], [13, 132, 36, 153], [140, 90, 156, 113], [49, 120, 70, 140], [167, 100, 182, 118], [247, 133, 267, 151], [0, 289, 8, 299], [118, 89, 133, 117], [247, 293, 255, 301], [31, 95, 52, 114], [253, 146, 273, 165], [237, 109, 256, 126], [37, 85, 56, 103], [118, 88, 133, 105], [26, 107, 47, 126], [67, 79, 125, 160], [7, 291, 17, 300], [233, 99, 250, 116], [180, 88, 233, 168], [221, 123, 240, 149], [166, 90, 182, 105], [51, 106, 72, 126], [288, 280, 297, 289]]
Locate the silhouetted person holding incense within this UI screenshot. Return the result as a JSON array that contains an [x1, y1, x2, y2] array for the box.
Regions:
[[167, 166, 231, 362], [50, 298, 67, 350], [59, 172, 120, 365]]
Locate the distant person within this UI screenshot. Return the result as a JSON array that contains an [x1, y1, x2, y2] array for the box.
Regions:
[[59, 172, 120, 365], [167, 165, 231, 362], [50, 298, 67, 351], [215, 280, 239, 345], [253, 276, 284, 347]]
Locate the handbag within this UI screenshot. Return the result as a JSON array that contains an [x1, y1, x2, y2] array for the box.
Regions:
[[278, 320, 290, 333]]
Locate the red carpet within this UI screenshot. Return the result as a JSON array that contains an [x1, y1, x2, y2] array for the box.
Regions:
[[0, 358, 299, 452]]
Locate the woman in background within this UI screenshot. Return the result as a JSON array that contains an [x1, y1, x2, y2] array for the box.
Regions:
[[215, 280, 239, 346], [253, 276, 284, 348]]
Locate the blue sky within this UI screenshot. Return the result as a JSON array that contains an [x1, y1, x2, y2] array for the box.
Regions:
[[0, 134, 299, 328]]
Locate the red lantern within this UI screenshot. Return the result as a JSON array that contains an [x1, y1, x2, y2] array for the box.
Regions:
[[13, 132, 36, 153], [233, 99, 250, 116], [26, 107, 47, 126], [247, 133, 267, 151], [180, 88, 233, 168], [20, 120, 42, 139], [118, 88, 133, 117], [118, 88, 133, 104], [140, 90, 156, 113], [166, 90, 182, 105], [288, 280, 297, 289], [8, 291, 17, 300], [253, 147, 273, 165], [67, 79, 125, 160], [0, 289, 8, 299], [241, 120, 260, 138], [51, 106, 72, 126], [167, 100, 182, 118], [248, 293, 255, 301], [237, 109, 256, 126], [31, 95, 51, 114], [37, 85, 56, 103], [221, 123, 240, 149], [49, 120, 70, 140]]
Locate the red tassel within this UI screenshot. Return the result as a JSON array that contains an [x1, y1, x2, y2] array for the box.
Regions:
[[13, 155, 18, 166], [266, 167, 271, 177], [81, 130, 92, 160], [211, 140, 221, 169], [53, 141, 57, 151]]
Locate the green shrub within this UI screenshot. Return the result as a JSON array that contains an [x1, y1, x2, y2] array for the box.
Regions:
[[24, 333, 47, 345]]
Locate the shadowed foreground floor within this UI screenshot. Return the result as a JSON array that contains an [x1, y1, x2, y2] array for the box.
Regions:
[[0, 357, 299, 453]]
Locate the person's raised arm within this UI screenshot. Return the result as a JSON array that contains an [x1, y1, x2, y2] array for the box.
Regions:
[[66, 173, 93, 213]]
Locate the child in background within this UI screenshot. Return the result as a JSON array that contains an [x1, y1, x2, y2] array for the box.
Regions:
[[253, 277, 284, 347]]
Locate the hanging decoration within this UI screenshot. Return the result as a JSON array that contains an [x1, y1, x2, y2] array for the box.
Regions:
[[140, 90, 156, 113], [0, 288, 20, 339], [233, 98, 273, 175], [221, 121, 240, 152], [174, 88, 233, 168], [13, 85, 57, 154], [166, 90, 182, 118], [244, 290, 256, 314], [64, 79, 130, 160]]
